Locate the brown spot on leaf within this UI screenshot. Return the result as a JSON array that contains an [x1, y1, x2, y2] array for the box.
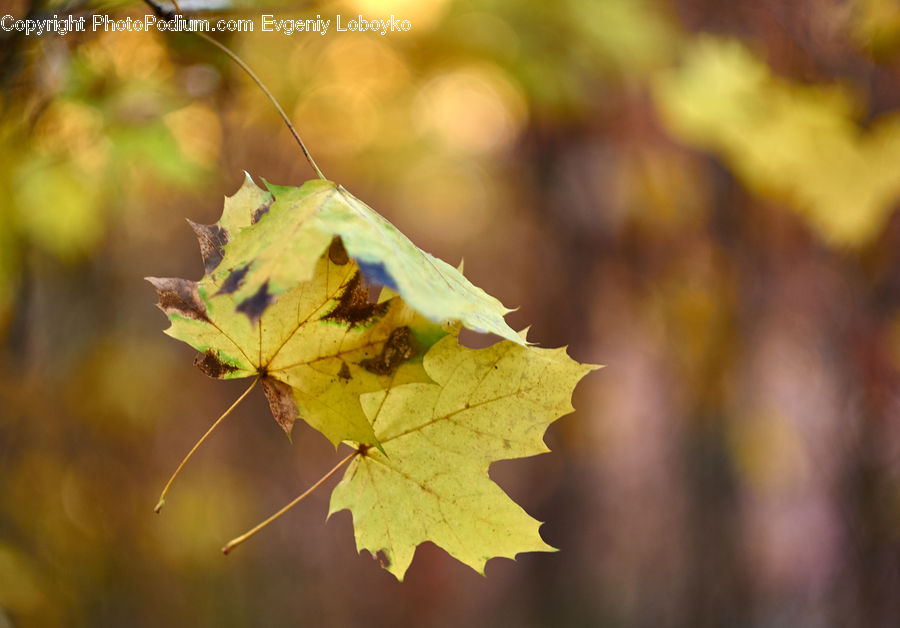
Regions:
[[373, 549, 391, 569], [187, 219, 229, 274], [250, 199, 273, 224], [328, 236, 349, 265], [261, 377, 300, 437], [146, 277, 209, 321], [194, 351, 238, 379], [216, 264, 250, 295], [338, 362, 351, 380], [360, 326, 417, 376], [322, 272, 389, 327], [237, 281, 276, 324]]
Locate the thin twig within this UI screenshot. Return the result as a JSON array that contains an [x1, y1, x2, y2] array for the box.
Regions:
[[194, 32, 326, 180], [141, 0, 326, 179], [222, 449, 359, 554], [155, 376, 260, 513]]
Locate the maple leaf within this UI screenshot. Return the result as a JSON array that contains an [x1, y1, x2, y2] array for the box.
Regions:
[[328, 330, 599, 580], [147, 177, 445, 446], [150, 174, 599, 573], [206, 177, 525, 344]]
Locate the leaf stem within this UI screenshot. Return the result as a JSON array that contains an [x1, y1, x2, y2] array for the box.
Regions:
[[222, 449, 359, 555], [194, 32, 326, 180], [145, 0, 326, 180], [155, 376, 260, 513]]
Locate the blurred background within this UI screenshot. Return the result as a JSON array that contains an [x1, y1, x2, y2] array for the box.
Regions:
[[1, 0, 899, 626]]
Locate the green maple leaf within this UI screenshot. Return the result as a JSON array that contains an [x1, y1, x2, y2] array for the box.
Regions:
[[328, 330, 599, 580], [207, 176, 524, 344], [147, 177, 445, 446]]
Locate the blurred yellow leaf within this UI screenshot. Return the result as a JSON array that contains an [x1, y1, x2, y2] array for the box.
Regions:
[[654, 37, 900, 245]]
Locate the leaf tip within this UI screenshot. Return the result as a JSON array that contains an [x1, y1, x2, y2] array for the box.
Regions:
[[516, 326, 537, 345], [146, 276, 209, 322], [225, 171, 265, 203], [261, 377, 300, 438]]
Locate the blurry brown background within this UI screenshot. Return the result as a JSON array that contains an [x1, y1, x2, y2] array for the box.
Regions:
[[1, 0, 900, 626]]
